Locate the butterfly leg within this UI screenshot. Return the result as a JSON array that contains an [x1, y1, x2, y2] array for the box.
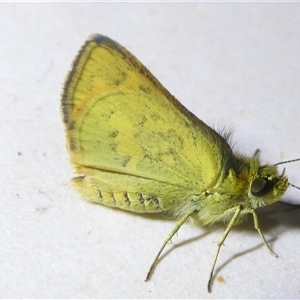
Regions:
[[145, 211, 195, 281], [251, 209, 278, 257], [207, 205, 242, 293]]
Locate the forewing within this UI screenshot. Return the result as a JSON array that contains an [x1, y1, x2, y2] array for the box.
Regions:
[[61, 34, 233, 196]]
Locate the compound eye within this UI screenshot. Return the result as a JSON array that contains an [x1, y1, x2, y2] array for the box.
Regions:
[[251, 178, 271, 197]]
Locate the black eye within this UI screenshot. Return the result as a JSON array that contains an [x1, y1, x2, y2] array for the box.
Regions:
[[251, 178, 274, 197]]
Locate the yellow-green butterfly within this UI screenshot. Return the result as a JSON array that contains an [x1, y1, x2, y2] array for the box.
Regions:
[[61, 34, 299, 292]]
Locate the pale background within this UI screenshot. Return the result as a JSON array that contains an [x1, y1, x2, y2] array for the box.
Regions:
[[1, 2, 300, 299]]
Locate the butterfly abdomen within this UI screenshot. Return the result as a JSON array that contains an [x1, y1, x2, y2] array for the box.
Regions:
[[72, 176, 163, 213]]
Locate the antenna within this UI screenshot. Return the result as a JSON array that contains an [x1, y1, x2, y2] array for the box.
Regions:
[[289, 182, 300, 191], [274, 158, 300, 166], [274, 158, 300, 190]]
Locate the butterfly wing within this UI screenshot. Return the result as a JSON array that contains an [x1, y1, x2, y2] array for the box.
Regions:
[[61, 34, 233, 214]]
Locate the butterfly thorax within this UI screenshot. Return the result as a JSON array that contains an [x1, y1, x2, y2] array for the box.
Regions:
[[189, 154, 289, 226]]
